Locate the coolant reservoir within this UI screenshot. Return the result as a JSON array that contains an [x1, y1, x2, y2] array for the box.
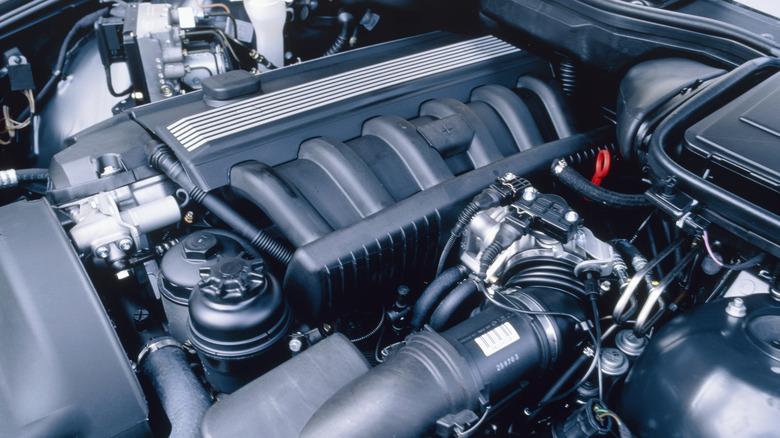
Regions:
[[243, 0, 286, 68]]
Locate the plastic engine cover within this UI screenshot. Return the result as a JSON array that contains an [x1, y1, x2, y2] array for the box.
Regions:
[[620, 294, 780, 438], [0, 200, 149, 438]]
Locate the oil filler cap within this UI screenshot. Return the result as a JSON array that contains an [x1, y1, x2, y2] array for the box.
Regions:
[[202, 69, 261, 100]]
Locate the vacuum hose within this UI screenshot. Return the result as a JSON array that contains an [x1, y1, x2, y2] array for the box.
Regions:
[[551, 159, 650, 209]]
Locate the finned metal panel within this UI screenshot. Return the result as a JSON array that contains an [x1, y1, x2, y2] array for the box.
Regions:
[[167, 36, 520, 152]]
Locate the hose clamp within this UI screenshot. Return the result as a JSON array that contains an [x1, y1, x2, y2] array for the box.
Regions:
[[136, 337, 184, 369], [552, 159, 568, 175], [511, 292, 559, 365]]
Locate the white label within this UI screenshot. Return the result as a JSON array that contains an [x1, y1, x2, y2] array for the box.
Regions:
[[474, 322, 520, 357], [178, 7, 196, 29], [234, 19, 254, 44]]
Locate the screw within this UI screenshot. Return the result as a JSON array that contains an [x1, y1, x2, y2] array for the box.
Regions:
[[160, 84, 173, 96], [522, 186, 537, 202], [565, 211, 579, 223], [184, 211, 195, 224], [119, 238, 133, 252], [96, 246, 110, 259], [289, 338, 303, 353], [133, 308, 150, 326]]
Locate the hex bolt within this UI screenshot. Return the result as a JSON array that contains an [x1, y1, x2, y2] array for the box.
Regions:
[[95, 246, 110, 259], [565, 210, 579, 223], [725, 297, 747, 318], [522, 186, 537, 202], [119, 238, 133, 252], [160, 84, 173, 96], [288, 338, 303, 353]]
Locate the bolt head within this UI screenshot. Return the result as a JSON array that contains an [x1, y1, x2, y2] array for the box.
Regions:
[[522, 187, 537, 202], [565, 211, 579, 223], [289, 338, 303, 353], [95, 246, 110, 259], [119, 238, 133, 251]]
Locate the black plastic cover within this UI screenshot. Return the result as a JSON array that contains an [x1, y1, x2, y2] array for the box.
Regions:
[[201, 333, 370, 438], [47, 112, 158, 204], [132, 32, 549, 190], [160, 231, 247, 303], [617, 58, 725, 162], [189, 260, 292, 393], [0, 200, 149, 438], [284, 128, 612, 322], [684, 71, 780, 197], [7, 63, 34, 91], [620, 294, 780, 438], [201, 70, 261, 100], [481, 0, 779, 74]]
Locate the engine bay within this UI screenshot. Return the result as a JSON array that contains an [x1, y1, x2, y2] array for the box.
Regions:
[[1, 1, 780, 437]]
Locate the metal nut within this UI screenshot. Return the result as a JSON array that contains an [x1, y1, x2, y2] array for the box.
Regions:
[[725, 297, 747, 318]]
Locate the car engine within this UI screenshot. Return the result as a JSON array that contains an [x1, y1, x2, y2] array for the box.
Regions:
[[1, 0, 780, 437]]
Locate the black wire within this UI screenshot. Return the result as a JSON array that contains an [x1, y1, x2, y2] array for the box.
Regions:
[[19, 8, 109, 120], [374, 323, 387, 363], [480, 281, 593, 330], [349, 308, 386, 343], [104, 65, 133, 97], [591, 298, 603, 402]]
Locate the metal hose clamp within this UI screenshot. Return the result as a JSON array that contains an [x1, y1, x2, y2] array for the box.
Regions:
[[136, 337, 184, 369]]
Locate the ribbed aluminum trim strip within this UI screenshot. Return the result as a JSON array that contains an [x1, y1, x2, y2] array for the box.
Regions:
[[168, 36, 520, 152]]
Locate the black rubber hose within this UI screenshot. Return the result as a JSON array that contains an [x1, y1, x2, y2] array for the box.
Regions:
[[323, 11, 355, 57], [611, 239, 646, 265], [299, 330, 482, 438], [0, 168, 48, 188], [16, 168, 49, 181], [300, 295, 582, 438], [551, 159, 651, 209], [141, 345, 211, 438], [147, 142, 293, 264], [429, 279, 478, 331], [410, 265, 469, 330]]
